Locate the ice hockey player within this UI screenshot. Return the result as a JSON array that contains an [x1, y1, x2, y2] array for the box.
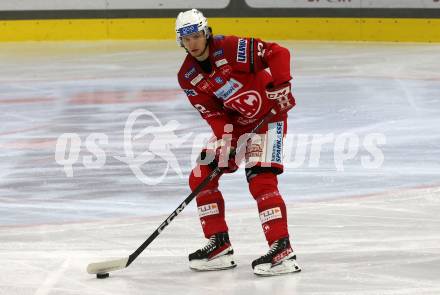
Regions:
[[176, 9, 301, 276]]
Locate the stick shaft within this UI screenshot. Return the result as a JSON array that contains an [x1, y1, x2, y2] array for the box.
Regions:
[[126, 108, 276, 267], [86, 109, 277, 274]]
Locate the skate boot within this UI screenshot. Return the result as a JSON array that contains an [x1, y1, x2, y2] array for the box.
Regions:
[[252, 237, 301, 276], [189, 232, 236, 271]]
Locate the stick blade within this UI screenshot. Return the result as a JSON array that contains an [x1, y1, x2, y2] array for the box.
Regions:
[[86, 257, 129, 274]]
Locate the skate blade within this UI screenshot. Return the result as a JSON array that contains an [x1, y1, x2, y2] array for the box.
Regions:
[[253, 259, 301, 276], [189, 254, 237, 271]]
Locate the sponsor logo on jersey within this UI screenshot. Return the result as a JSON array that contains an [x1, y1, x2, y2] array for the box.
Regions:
[[224, 90, 262, 118], [259, 207, 282, 224], [178, 24, 198, 37], [236, 117, 258, 125], [245, 142, 264, 161], [214, 78, 243, 100], [214, 35, 225, 40], [237, 38, 247, 63], [194, 104, 209, 114], [215, 59, 228, 67], [214, 76, 223, 84], [268, 122, 284, 164], [247, 143, 263, 154], [190, 74, 204, 86], [213, 49, 224, 57], [183, 89, 197, 96], [198, 203, 220, 218], [184, 66, 197, 79], [197, 80, 213, 93]]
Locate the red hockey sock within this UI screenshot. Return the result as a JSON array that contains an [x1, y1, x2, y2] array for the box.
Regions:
[[249, 173, 289, 245], [189, 165, 228, 238]]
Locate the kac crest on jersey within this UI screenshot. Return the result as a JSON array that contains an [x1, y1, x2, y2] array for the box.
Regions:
[[224, 90, 262, 118]]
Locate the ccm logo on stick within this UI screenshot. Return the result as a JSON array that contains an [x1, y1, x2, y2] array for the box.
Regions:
[[158, 201, 188, 233]]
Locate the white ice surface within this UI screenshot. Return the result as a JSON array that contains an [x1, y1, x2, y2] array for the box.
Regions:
[[0, 40, 439, 294]]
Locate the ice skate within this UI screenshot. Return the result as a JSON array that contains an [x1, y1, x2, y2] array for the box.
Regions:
[[189, 232, 236, 271], [252, 237, 301, 276]]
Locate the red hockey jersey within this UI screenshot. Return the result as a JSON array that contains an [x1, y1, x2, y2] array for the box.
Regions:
[[177, 35, 294, 139]]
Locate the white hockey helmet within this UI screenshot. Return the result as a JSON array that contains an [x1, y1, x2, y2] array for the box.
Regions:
[[175, 9, 210, 47]]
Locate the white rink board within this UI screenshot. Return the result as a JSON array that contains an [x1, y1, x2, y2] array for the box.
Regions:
[[246, 0, 359, 8], [0, 0, 229, 11], [3, 0, 439, 11], [362, 0, 440, 8], [106, 0, 229, 9], [246, 0, 440, 9]]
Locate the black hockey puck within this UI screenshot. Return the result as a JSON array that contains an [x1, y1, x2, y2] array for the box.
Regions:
[[96, 273, 110, 279]]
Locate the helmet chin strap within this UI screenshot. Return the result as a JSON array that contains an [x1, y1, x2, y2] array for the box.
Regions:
[[196, 40, 209, 59]]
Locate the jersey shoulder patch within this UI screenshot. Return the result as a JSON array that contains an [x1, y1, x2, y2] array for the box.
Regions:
[[183, 89, 198, 97], [178, 56, 200, 88]]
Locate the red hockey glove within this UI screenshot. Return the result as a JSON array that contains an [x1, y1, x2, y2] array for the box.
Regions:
[[198, 138, 238, 174], [215, 137, 238, 173], [266, 82, 296, 114]]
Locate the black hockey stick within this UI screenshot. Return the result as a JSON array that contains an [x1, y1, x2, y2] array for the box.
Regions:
[[86, 108, 278, 275]]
